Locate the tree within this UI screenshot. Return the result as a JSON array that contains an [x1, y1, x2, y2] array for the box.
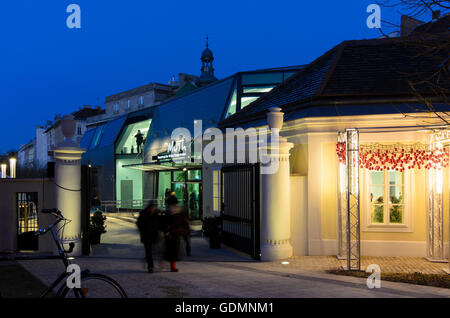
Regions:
[[375, 1, 450, 125]]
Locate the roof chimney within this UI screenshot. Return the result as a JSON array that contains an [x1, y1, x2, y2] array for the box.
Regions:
[[432, 10, 441, 20]]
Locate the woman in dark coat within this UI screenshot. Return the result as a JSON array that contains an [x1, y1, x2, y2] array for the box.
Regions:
[[136, 203, 160, 273], [163, 205, 190, 272]]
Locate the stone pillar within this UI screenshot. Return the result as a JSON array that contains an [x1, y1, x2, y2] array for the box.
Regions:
[[53, 116, 85, 256], [260, 107, 293, 261]]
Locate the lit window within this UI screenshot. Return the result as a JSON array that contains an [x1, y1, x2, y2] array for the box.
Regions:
[[242, 86, 274, 94], [370, 170, 404, 225], [241, 96, 259, 109], [225, 88, 237, 118], [140, 96, 144, 105], [212, 170, 221, 212]]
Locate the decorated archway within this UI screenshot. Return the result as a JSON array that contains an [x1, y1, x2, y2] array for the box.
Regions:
[[337, 129, 450, 271]]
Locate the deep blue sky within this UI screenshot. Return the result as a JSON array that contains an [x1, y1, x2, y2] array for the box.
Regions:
[[0, 0, 426, 153]]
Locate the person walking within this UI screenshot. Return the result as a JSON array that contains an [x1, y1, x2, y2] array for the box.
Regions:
[[163, 204, 190, 272], [136, 203, 160, 273]]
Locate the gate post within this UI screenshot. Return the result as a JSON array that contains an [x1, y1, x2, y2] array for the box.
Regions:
[[260, 107, 293, 261], [53, 116, 86, 256]]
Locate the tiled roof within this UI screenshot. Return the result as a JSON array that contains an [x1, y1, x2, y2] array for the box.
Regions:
[[220, 35, 450, 128], [410, 14, 450, 36]]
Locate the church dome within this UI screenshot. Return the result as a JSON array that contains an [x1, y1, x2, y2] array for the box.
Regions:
[[201, 47, 214, 61]]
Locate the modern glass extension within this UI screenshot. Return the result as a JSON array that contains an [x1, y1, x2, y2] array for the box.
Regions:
[[224, 69, 298, 118], [115, 118, 152, 208]]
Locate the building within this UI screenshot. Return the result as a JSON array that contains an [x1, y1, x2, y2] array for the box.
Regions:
[[18, 139, 36, 172], [81, 42, 304, 220], [84, 74, 204, 130], [206, 25, 450, 262], [17, 106, 103, 174]]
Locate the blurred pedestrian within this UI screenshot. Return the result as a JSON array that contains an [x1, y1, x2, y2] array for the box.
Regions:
[[163, 204, 190, 272], [166, 191, 178, 207], [137, 203, 160, 273]]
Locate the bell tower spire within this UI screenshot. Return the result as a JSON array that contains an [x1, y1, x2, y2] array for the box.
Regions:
[[195, 35, 218, 87]]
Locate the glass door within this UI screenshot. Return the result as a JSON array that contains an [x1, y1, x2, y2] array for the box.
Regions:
[[187, 183, 202, 220], [173, 182, 186, 206]]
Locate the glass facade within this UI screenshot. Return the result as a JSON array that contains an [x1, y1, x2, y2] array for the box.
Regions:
[[115, 119, 152, 155], [224, 70, 298, 119], [156, 168, 203, 220], [114, 118, 152, 208]]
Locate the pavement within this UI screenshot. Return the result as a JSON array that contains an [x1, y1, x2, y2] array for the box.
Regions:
[[15, 216, 450, 298]]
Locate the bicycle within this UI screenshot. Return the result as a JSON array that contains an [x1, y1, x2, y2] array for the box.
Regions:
[[35, 208, 128, 298]]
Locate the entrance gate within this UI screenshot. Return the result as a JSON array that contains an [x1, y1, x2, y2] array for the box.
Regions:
[[221, 164, 260, 259]]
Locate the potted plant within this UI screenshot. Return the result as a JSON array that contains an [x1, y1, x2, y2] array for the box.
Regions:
[[89, 211, 107, 245], [202, 216, 222, 248]]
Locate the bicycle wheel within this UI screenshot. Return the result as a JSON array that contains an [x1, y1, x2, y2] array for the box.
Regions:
[[58, 273, 128, 298]]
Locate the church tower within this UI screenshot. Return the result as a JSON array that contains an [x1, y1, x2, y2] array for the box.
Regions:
[[195, 36, 218, 87]]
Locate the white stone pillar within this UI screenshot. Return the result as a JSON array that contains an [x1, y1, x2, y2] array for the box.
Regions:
[[53, 116, 85, 256], [260, 107, 293, 261]]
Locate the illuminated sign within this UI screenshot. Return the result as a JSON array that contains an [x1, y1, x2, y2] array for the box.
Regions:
[[156, 138, 188, 160]]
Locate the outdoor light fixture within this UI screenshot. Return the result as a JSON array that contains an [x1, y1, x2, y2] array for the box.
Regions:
[[183, 168, 187, 171], [0, 164, 6, 178], [281, 261, 289, 265], [9, 158, 16, 179]]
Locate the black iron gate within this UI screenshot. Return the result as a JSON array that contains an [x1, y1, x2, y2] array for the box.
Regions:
[[81, 165, 94, 255], [221, 164, 260, 259], [17, 192, 39, 251]]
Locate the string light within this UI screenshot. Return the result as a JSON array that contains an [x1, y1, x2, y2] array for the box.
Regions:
[[336, 142, 449, 171]]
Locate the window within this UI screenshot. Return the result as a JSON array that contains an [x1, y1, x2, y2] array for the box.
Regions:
[[90, 125, 105, 149], [241, 96, 259, 109], [225, 84, 237, 118], [370, 170, 404, 224], [127, 100, 131, 109], [115, 119, 151, 154], [362, 169, 412, 232], [173, 171, 186, 182], [139, 96, 144, 105], [187, 169, 202, 181], [212, 170, 221, 212], [77, 126, 82, 136], [113, 103, 119, 114], [241, 72, 283, 85]]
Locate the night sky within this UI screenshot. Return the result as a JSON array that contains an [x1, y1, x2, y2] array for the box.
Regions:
[[0, 0, 428, 153]]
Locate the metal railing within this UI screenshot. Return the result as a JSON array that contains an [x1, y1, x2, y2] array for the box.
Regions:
[[93, 199, 165, 214]]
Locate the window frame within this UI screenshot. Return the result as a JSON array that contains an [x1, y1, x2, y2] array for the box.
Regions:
[[361, 168, 413, 232]]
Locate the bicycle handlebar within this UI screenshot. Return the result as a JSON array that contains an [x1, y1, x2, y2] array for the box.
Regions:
[[41, 208, 62, 215], [34, 209, 65, 236]]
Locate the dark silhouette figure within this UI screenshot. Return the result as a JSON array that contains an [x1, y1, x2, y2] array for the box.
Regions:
[[136, 203, 160, 273], [135, 130, 144, 153], [162, 204, 190, 272], [91, 195, 101, 212], [164, 188, 172, 207], [166, 191, 179, 207]]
